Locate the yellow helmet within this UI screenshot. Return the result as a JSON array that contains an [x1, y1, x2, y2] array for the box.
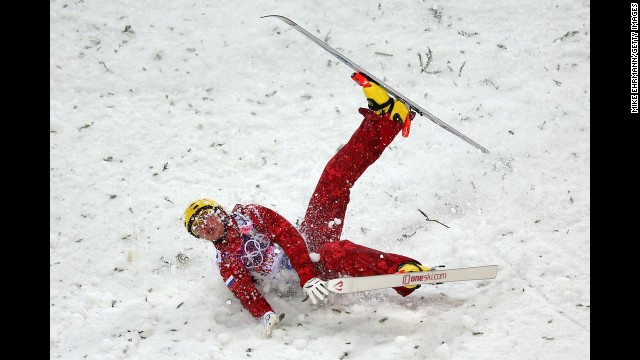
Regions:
[[184, 198, 223, 237]]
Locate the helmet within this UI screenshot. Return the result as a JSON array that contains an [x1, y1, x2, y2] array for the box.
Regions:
[[184, 198, 223, 237]]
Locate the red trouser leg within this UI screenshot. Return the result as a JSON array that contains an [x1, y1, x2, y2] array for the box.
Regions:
[[299, 108, 403, 253], [316, 240, 419, 297], [299, 108, 418, 297]]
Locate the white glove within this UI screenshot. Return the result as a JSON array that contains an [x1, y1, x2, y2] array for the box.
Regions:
[[302, 277, 329, 305], [262, 311, 285, 337]]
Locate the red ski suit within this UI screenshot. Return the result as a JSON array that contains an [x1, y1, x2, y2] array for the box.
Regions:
[[214, 108, 419, 319]]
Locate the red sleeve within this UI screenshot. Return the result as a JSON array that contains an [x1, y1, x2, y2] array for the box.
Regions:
[[234, 204, 318, 285], [214, 225, 273, 319]]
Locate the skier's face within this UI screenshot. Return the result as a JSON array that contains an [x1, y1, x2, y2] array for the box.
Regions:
[[192, 208, 227, 242]]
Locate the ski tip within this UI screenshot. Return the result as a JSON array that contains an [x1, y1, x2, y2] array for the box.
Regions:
[[261, 15, 296, 26]]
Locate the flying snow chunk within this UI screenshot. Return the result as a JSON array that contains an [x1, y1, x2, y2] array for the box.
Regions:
[[308, 252, 321, 262], [434, 342, 450, 358], [328, 218, 342, 228], [462, 315, 476, 329], [293, 338, 307, 350], [394, 335, 408, 345]]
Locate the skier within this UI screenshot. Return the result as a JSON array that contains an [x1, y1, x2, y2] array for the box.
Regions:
[[183, 74, 430, 337]]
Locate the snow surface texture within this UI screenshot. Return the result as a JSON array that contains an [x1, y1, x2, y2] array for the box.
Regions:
[[50, 0, 590, 359]]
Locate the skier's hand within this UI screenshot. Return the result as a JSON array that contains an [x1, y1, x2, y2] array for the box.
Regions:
[[262, 311, 285, 337], [302, 277, 329, 305]]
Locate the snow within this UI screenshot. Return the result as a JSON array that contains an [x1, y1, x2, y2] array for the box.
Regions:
[[50, 0, 590, 359]]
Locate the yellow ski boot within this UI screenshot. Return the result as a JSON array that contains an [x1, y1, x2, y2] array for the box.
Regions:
[[352, 73, 410, 123], [396, 261, 431, 289], [352, 72, 412, 136]]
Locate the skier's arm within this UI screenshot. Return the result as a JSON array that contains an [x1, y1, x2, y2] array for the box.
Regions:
[[215, 232, 274, 319]]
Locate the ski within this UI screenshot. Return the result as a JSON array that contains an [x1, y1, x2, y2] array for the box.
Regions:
[[325, 265, 498, 294], [262, 15, 490, 154]]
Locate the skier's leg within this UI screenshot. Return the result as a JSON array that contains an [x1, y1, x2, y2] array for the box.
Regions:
[[316, 239, 425, 297], [299, 108, 403, 253]]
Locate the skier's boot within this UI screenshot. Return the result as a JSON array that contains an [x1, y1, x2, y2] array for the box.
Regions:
[[351, 72, 411, 124], [396, 261, 431, 289]]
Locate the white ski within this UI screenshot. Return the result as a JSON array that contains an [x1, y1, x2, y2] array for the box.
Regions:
[[262, 14, 490, 154], [325, 265, 498, 294]]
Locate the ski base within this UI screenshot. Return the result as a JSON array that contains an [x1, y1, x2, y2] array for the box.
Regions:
[[326, 265, 498, 294], [262, 14, 490, 154]]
